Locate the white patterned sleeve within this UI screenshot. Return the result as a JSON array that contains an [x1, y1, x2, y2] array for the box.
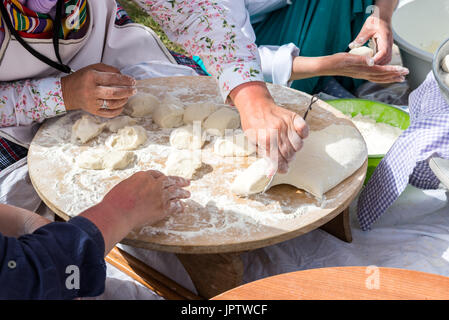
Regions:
[[137, 0, 265, 101], [0, 77, 66, 127]]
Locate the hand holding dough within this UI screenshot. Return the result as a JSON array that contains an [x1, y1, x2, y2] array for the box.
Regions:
[[72, 115, 105, 144], [214, 132, 256, 157], [231, 125, 367, 198], [153, 96, 184, 128], [170, 124, 206, 150], [124, 93, 159, 117], [183, 102, 218, 124], [106, 126, 147, 151], [203, 107, 240, 136], [165, 150, 202, 179], [106, 116, 138, 132]]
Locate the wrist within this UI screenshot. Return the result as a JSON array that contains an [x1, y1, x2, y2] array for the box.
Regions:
[[230, 81, 275, 114], [60, 76, 76, 111]]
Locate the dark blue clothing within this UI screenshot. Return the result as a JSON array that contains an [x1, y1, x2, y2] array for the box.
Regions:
[[0, 217, 106, 300]]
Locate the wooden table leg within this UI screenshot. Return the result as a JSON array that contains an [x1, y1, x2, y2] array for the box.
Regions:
[[320, 208, 352, 243], [176, 252, 244, 299]]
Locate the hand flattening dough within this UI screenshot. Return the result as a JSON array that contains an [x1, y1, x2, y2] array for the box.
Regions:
[[77, 150, 135, 170], [106, 116, 137, 132], [72, 115, 105, 144], [105, 126, 147, 151], [124, 93, 159, 117], [441, 55, 449, 73], [153, 96, 184, 128], [170, 124, 206, 150], [165, 150, 202, 179], [231, 125, 368, 198], [183, 102, 218, 124], [214, 132, 256, 157], [203, 107, 240, 136], [349, 46, 374, 58]]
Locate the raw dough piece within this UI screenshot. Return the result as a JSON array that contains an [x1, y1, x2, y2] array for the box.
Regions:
[[106, 116, 137, 132], [103, 151, 135, 170], [77, 150, 134, 170], [125, 93, 159, 117], [183, 102, 218, 124], [349, 46, 374, 58], [442, 72, 449, 88], [106, 126, 147, 151], [170, 125, 206, 150], [153, 96, 184, 128], [213, 132, 256, 157], [442, 55, 449, 73], [231, 124, 368, 198], [165, 150, 202, 179], [72, 115, 105, 144], [203, 107, 240, 136]]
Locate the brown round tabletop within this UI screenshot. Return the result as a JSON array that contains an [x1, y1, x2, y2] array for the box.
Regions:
[[212, 267, 449, 300]]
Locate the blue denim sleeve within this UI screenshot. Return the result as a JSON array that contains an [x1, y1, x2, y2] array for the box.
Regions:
[[0, 216, 106, 300]]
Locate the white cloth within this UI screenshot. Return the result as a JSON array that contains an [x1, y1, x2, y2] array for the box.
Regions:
[[94, 185, 449, 300]]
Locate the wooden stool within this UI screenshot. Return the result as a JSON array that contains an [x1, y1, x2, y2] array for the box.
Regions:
[[212, 267, 449, 300]]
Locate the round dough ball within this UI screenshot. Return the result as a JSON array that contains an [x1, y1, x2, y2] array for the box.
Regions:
[[165, 150, 202, 179], [349, 46, 374, 58], [103, 151, 135, 170], [441, 55, 449, 73], [183, 102, 218, 124], [106, 126, 147, 151], [106, 116, 138, 133], [72, 115, 105, 144], [77, 150, 105, 170], [125, 93, 159, 117], [153, 96, 184, 128], [203, 107, 240, 137], [214, 132, 256, 157], [170, 125, 206, 150]]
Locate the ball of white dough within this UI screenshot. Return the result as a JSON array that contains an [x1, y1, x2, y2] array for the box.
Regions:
[[77, 150, 134, 170], [441, 55, 449, 73], [183, 102, 218, 124], [72, 115, 105, 144], [349, 46, 374, 58], [213, 132, 256, 157], [153, 96, 185, 128], [125, 93, 159, 117], [170, 125, 206, 150], [106, 116, 137, 133], [165, 150, 202, 179], [77, 150, 105, 170], [203, 107, 240, 136], [106, 126, 147, 151]]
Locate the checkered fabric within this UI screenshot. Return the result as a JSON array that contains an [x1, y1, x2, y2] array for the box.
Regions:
[[0, 138, 28, 171], [357, 72, 449, 231]]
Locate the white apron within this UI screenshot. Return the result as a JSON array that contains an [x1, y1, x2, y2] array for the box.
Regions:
[[0, 0, 196, 211]]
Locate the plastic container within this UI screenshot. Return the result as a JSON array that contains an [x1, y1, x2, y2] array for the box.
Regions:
[[326, 99, 410, 184], [392, 0, 449, 90]]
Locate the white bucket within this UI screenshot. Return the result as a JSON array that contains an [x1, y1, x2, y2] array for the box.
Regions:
[[392, 0, 449, 90]]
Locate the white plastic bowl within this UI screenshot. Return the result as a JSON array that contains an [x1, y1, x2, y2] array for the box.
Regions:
[[392, 0, 449, 90]]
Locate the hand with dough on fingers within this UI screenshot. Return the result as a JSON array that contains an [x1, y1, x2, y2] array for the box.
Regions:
[[230, 81, 309, 175], [61, 63, 137, 118]]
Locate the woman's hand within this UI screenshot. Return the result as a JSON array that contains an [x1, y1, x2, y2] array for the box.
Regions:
[[61, 63, 137, 118], [80, 170, 190, 255], [230, 82, 309, 174], [349, 0, 397, 65]]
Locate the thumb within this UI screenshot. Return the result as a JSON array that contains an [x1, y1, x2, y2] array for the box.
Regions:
[[293, 115, 309, 139], [349, 28, 373, 50]]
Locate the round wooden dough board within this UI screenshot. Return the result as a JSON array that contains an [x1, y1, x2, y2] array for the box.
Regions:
[[28, 76, 367, 254]]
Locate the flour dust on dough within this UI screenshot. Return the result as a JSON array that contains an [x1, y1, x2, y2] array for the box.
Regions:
[[71, 115, 105, 144], [170, 124, 206, 150], [153, 96, 185, 128], [106, 116, 138, 133], [165, 150, 202, 179], [349, 46, 374, 58], [231, 124, 368, 198], [203, 107, 240, 136], [105, 125, 147, 151], [183, 102, 218, 125], [213, 131, 256, 157], [124, 93, 159, 117], [77, 150, 135, 170]]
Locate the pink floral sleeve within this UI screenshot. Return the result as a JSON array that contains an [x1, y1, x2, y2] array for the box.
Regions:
[[137, 0, 264, 101], [0, 77, 66, 127]]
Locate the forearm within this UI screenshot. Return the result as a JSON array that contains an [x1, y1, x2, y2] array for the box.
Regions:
[[375, 0, 398, 22], [0, 204, 50, 237], [290, 56, 336, 81]]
